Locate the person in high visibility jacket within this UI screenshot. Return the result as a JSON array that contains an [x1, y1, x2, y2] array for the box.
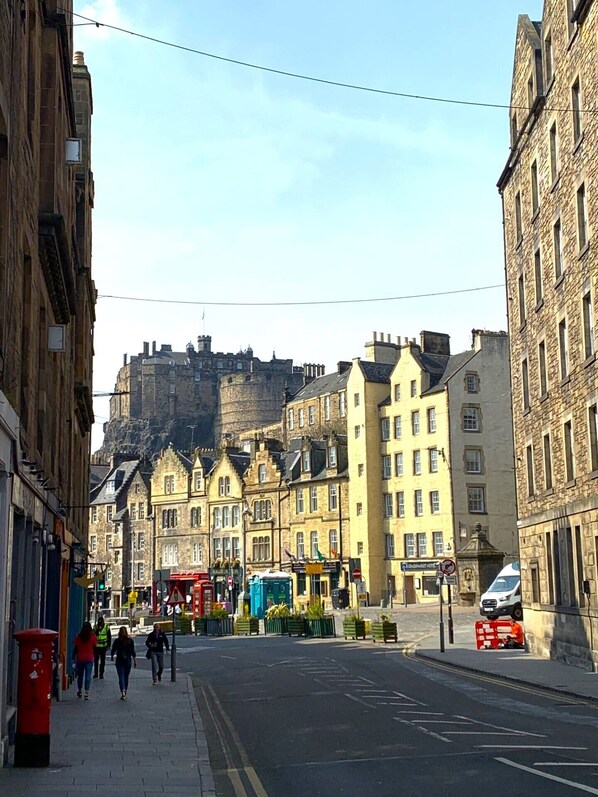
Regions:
[[503, 620, 525, 649], [93, 616, 112, 679]]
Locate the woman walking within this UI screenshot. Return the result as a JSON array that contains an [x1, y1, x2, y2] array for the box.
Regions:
[[110, 626, 137, 699], [72, 621, 98, 700]]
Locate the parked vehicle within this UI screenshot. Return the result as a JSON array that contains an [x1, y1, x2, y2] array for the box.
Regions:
[[479, 562, 522, 621]]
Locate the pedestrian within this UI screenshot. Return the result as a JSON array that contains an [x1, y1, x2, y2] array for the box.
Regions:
[[503, 620, 525, 649], [93, 616, 112, 679], [110, 626, 137, 699], [145, 623, 170, 684], [72, 621, 98, 700]]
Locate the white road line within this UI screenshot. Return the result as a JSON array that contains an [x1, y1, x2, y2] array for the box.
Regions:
[[479, 745, 588, 750], [394, 717, 452, 743], [445, 731, 518, 736], [454, 715, 545, 737], [415, 720, 472, 725], [345, 693, 374, 708], [220, 655, 236, 660], [535, 763, 598, 767], [395, 711, 444, 715], [496, 757, 598, 794], [357, 677, 376, 684]]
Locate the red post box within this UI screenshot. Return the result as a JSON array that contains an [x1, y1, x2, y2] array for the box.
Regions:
[[14, 628, 58, 767]]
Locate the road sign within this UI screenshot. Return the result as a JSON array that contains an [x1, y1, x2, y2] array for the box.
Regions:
[[401, 560, 439, 572], [440, 558, 456, 576], [227, 575, 234, 587], [165, 585, 185, 605], [351, 567, 362, 582]]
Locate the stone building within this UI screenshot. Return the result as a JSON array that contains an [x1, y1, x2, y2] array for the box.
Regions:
[[347, 330, 517, 605], [283, 363, 351, 446], [0, 1, 95, 761], [98, 336, 304, 459], [498, 1, 598, 668]]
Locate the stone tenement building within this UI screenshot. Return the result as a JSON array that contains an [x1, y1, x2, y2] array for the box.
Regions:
[[0, 0, 95, 763], [498, 1, 597, 668], [97, 335, 305, 459]]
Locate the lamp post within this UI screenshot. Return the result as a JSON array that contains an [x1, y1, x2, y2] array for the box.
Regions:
[[241, 503, 252, 615]]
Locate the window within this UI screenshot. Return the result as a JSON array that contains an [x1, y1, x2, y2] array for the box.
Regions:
[[544, 32, 553, 85], [394, 384, 401, 402], [381, 418, 390, 441], [339, 392, 346, 417], [324, 395, 330, 421], [465, 449, 482, 474], [564, 420, 575, 482], [522, 358, 530, 411], [90, 506, 97, 523], [383, 493, 393, 518], [213, 507, 221, 529], [192, 542, 203, 564], [531, 160, 539, 214], [356, 502, 363, 516], [298, 408, 305, 428], [433, 531, 444, 556], [468, 486, 486, 513], [538, 341, 547, 396], [357, 464, 364, 476], [572, 77, 582, 143], [114, 550, 121, 564], [353, 393, 360, 407], [413, 450, 421, 475], [396, 492, 405, 518], [410, 380, 417, 397], [531, 561, 540, 603], [430, 491, 440, 514], [382, 455, 392, 479], [411, 411, 420, 435], [253, 536, 271, 561], [90, 535, 97, 553], [130, 503, 137, 521], [310, 486, 318, 512], [554, 218, 564, 279], [427, 407, 436, 433], [526, 444, 535, 497], [138, 502, 145, 520], [232, 505, 240, 527], [162, 543, 178, 566], [559, 318, 569, 380], [302, 451, 311, 472], [287, 408, 294, 430], [577, 182, 588, 250], [515, 190, 522, 242], [310, 531, 319, 559], [106, 534, 112, 551], [224, 476, 230, 495], [582, 291, 594, 360], [328, 445, 337, 467], [164, 475, 174, 494], [385, 534, 395, 558], [222, 506, 230, 527], [404, 533, 415, 557], [527, 72, 534, 108], [136, 563, 144, 581], [296, 489, 304, 514], [258, 464, 267, 483], [137, 532, 145, 550], [296, 532, 305, 559], [463, 407, 480, 431], [329, 529, 338, 557], [308, 405, 315, 425], [213, 538, 222, 560], [543, 433, 553, 489], [416, 532, 427, 557], [534, 249, 543, 305], [394, 416, 402, 439], [328, 483, 338, 510], [465, 374, 478, 394], [589, 405, 598, 472], [414, 490, 423, 517], [354, 425, 361, 438], [429, 448, 438, 473], [395, 452, 404, 477], [253, 500, 272, 521], [218, 477, 225, 496], [518, 273, 526, 326], [549, 122, 558, 183]]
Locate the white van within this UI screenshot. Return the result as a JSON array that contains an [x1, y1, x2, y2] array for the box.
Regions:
[[479, 562, 522, 621]]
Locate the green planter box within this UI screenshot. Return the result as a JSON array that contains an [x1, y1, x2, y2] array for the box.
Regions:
[[305, 617, 336, 638], [235, 617, 259, 636], [343, 619, 366, 640], [194, 618, 207, 635], [287, 617, 306, 637], [175, 616, 192, 635], [264, 617, 289, 635], [206, 618, 233, 636], [372, 621, 398, 643]]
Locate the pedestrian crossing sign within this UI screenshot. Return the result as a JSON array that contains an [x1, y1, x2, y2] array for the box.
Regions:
[[165, 585, 185, 605]]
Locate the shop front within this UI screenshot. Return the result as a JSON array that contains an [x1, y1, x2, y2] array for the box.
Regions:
[[285, 559, 341, 610], [399, 560, 442, 605]]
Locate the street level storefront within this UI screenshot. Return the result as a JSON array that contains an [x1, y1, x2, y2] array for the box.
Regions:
[[283, 559, 341, 608], [398, 560, 442, 605], [209, 564, 242, 610], [154, 570, 210, 614]]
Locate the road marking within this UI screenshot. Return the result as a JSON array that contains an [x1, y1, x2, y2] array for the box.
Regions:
[[496, 757, 598, 794], [535, 763, 598, 767], [445, 731, 519, 735], [479, 745, 588, 750], [345, 693, 375, 708], [394, 717, 452, 743], [454, 714, 545, 737], [415, 720, 472, 724], [395, 711, 444, 715], [220, 655, 237, 660]]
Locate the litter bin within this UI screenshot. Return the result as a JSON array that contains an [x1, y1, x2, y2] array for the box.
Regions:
[[331, 588, 349, 609]]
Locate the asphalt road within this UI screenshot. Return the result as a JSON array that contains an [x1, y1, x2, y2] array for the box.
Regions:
[[182, 630, 598, 797]]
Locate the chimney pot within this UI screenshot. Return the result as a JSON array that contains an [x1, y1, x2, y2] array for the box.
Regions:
[[74, 51, 85, 66]]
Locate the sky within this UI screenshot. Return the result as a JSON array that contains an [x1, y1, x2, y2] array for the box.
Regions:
[[72, 0, 544, 452]]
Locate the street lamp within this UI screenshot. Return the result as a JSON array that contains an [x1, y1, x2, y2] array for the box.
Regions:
[[240, 503, 253, 614]]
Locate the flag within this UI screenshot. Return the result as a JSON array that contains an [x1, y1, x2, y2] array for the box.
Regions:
[[316, 549, 325, 562], [330, 548, 338, 559], [284, 548, 296, 560]]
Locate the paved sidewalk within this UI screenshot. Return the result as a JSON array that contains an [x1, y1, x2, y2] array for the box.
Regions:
[[415, 625, 598, 702], [0, 658, 215, 797]]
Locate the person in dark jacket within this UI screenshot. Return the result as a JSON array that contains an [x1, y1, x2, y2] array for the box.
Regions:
[[110, 626, 137, 699], [93, 617, 112, 679], [145, 623, 170, 684]]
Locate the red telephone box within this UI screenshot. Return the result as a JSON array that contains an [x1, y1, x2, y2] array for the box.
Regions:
[[192, 581, 214, 618], [14, 628, 59, 767]]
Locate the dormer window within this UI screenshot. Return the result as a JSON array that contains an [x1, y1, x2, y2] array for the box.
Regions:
[[328, 445, 337, 468], [194, 472, 202, 491], [106, 479, 116, 495], [302, 451, 311, 472]]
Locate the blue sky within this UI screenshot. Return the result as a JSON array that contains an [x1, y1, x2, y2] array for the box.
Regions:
[[74, 0, 543, 451]]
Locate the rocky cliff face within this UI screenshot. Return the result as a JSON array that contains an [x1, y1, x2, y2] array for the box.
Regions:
[[94, 416, 215, 463]]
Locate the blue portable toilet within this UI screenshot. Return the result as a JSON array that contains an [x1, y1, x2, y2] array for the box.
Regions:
[[249, 570, 293, 619]]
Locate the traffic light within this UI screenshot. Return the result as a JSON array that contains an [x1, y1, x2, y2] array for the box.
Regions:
[[98, 573, 106, 591]]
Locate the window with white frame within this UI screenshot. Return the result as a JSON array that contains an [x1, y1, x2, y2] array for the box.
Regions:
[[429, 448, 438, 473], [194, 472, 202, 491], [213, 538, 222, 560], [413, 450, 421, 475], [302, 451, 311, 472], [136, 563, 144, 581], [232, 537, 240, 559], [467, 486, 486, 513], [138, 502, 145, 519], [310, 531, 319, 558], [232, 504, 240, 527], [339, 392, 346, 417], [382, 455, 392, 479], [288, 409, 294, 430], [385, 534, 395, 558], [394, 415, 402, 439], [328, 445, 337, 468], [253, 500, 272, 521], [296, 532, 305, 559], [357, 463, 364, 476], [106, 534, 112, 551], [463, 406, 480, 431], [130, 503, 137, 521], [395, 452, 404, 477], [296, 489, 304, 514], [223, 537, 231, 559], [137, 532, 145, 550], [381, 418, 390, 441], [427, 407, 436, 433], [383, 493, 393, 518], [218, 477, 225, 496], [416, 532, 427, 557], [222, 506, 230, 527], [90, 535, 97, 553], [192, 541, 203, 564], [410, 380, 417, 397], [430, 491, 440, 514], [213, 507, 221, 529], [91, 506, 98, 523], [329, 529, 338, 557], [324, 395, 330, 421], [397, 491, 405, 517], [414, 490, 423, 516], [162, 543, 178, 566], [433, 531, 444, 556], [164, 475, 174, 494], [310, 486, 318, 512], [411, 411, 420, 435], [308, 405, 315, 425], [465, 374, 478, 394], [465, 448, 482, 474], [404, 533, 415, 557], [328, 483, 338, 510], [258, 464, 267, 483], [356, 502, 363, 516], [394, 384, 401, 402], [298, 408, 305, 427]]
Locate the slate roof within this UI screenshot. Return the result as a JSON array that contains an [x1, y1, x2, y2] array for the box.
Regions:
[[141, 351, 190, 367], [289, 369, 350, 401], [91, 459, 140, 505], [423, 350, 477, 395], [359, 361, 394, 383], [228, 452, 250, 478]]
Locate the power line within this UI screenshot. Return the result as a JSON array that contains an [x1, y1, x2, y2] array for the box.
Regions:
[[97, 283, 504, 308], [62, 8, 595, 114]]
